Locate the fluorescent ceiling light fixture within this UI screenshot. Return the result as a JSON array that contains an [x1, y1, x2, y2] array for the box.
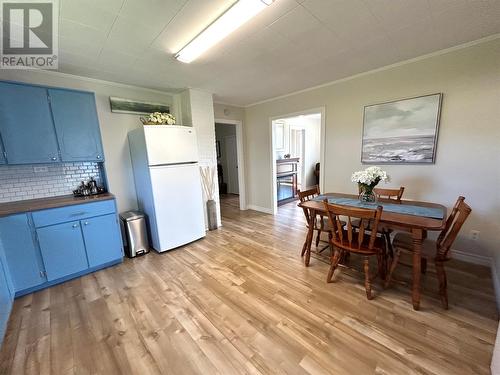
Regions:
[[175, 0, 274, 63]]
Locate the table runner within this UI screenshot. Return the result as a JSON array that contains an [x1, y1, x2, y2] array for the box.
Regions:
[[314, 195, 444, 219]]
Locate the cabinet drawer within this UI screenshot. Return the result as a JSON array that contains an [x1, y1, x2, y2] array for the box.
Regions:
[[32, 200, 116, 228]]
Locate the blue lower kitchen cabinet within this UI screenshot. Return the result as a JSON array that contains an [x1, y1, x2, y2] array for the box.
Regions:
[[0, 242, 14, 346], [36, 221, 89, 281], [0, 198, 123, 299], [81, 214, 123, 267], [0, 214, 45, 291]]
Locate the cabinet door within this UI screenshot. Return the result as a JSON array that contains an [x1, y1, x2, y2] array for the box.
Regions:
[[48, 89, 104, 162], [0, 248, 13, 345], [0, 214, 45, 291], [0, 82, 60, 164], [0, 139, 6, 164], [37, 221, 88, 281], [81, 214, 123, 267]]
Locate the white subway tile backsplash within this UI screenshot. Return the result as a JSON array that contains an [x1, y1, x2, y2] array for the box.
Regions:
[[0, 162, 104, 203]]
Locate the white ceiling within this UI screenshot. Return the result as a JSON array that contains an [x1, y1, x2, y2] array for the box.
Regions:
[[51, 0, 500, 105]]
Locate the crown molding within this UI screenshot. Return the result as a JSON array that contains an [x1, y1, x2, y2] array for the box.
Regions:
[[13, 69, 180, 96], [245, 34, 500, 108]]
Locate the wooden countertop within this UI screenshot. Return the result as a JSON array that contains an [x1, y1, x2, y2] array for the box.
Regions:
[[0, 193, 115, 217]]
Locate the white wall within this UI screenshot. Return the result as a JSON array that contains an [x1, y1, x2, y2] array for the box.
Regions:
[[214, 103, 245, 123], [0, 70, 176, 213], [182, 89, 221, 228], [244, 38, 500, 263]]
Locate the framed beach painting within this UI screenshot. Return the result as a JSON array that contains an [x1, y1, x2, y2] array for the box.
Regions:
[[361, 93, 442, 164], [109, 96, 170, 115]]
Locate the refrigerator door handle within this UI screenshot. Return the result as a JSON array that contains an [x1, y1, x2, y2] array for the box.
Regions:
[[149, 161, 198, 167]]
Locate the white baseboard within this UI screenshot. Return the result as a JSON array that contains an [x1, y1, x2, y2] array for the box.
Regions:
[[247, 204, 273, 214], [451, 249, 492, 266]]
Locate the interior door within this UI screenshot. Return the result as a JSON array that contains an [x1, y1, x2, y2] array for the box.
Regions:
[[48, 89, 104, 162], [149, 163, 205, 251], [0, 82, 60, 164], [81, 214, 123, 267], [224, 135, 239, 194], [37, 221, 89, 281]]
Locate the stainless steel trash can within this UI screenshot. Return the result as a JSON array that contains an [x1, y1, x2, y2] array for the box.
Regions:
[[120, 211, 149, 258]]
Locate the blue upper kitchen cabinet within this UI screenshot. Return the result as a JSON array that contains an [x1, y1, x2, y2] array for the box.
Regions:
[[81, 214, 123, 267], [48, 89, 104, 162], [36, 221, 89, 281], [0, 214, 45, 292], [0, 82, 60, 164]]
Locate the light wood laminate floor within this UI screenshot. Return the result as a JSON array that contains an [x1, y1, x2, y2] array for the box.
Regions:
[[0, 195, 497, 374]]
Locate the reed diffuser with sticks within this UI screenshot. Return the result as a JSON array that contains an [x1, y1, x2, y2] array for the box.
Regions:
[[200, 165, 218, 230]]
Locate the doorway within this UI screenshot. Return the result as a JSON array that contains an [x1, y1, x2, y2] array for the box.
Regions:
[[270, 108, 325, 214], [214, 119, 246, 211]]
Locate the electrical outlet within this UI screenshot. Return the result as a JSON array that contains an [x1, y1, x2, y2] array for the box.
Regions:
[[470, 230, 480, 241], [33, 166, 48, 173]]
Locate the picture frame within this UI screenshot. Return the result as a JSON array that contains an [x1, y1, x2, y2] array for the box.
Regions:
[[109, 96, 170, 115], [361, 93, 442, 164]]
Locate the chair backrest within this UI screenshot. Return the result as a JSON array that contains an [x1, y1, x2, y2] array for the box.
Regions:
[[373, 187, 405, 202], [323, 200, 383, 252], [436, 196, 471, 260], [297, 186, 320, 224]]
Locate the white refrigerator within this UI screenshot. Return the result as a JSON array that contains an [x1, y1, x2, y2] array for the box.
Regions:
[[128, 126, 206, 252]]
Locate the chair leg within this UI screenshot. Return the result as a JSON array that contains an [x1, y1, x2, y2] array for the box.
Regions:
[[384, 231, 393, 259], [421, 258, 428, 274], [301, 240, 307, 257], [328, 232, 333, 257], [327, 249, 342, 283], [384, 248, 401, 289], [435, 260, 448, 309], [315, 230, 321, 247], [364, 256, 373, 300]]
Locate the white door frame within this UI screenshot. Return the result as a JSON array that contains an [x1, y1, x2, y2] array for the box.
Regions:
[[215, 118, 246, 210], [269, 107, 326, 215]]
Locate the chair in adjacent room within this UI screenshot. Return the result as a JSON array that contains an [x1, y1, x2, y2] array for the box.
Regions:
[[323, 201, 386, 300], [385, 196, 471, 309]]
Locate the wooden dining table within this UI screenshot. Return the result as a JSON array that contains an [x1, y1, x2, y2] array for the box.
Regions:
[[298, 193, 447, 310]]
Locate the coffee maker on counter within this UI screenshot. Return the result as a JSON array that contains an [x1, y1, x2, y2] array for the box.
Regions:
[[73, 177, 106, 197]]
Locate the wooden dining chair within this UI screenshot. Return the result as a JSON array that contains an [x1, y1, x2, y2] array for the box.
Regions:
[[375, 187, 405, 257], [385, 196, 471, 309], [374, 187, 405, 202], [323, 201, 386, 300], [354, 186, 405, 259], [298, 186, 330, 255]]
